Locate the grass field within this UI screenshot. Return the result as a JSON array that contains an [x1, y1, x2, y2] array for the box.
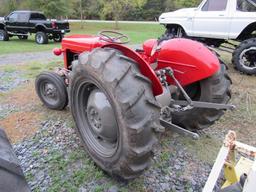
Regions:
[[0, 22, 165, 55]]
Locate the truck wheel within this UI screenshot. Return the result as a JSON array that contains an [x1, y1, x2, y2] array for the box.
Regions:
[[232, 38, 256, 75], [53, 34, 63, 42], [172, 62, 231, 130], [35, 31, 48, 44], [18, 35, 28, 40], [0, 30, 9, 41], [70, 48, 160, 179], [35, 72, 68, 110], [166, 25, 186, 38]]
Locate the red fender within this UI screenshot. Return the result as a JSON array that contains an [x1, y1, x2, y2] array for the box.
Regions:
[[103, 44, 163, 96], [156, 38, 220, 86]]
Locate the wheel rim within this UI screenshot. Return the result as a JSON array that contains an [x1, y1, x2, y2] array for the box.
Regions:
[[76, 81, 119, 157], [0, 32, 4, 40], [36, 34, 43, 44], [40, 82, 59, 105], [239, 47, 256, 70], [54, 34, 61, 41]]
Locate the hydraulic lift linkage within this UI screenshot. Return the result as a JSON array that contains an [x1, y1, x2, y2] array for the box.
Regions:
[[155, 67, 235, 139]]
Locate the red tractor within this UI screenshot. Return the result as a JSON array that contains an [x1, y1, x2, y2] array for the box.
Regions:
[[35, 31, 234, 179]]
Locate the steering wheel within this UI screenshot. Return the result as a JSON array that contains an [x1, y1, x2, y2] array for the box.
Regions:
[[98, 30, 130, 44]]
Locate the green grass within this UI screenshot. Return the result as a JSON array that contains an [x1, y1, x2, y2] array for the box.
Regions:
[[0, 22, 164, 55], [0, 60, 62, 80], [178, 135, 221, 163], [46, 149, 105, 192]]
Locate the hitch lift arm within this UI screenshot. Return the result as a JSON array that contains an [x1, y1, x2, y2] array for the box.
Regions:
[[165, 68, 236, 111]]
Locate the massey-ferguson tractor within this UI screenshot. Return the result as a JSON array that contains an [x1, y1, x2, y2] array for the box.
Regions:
[[35, 31, 234, 179]]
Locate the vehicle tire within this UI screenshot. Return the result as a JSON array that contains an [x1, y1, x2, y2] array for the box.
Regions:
[[0, 29, 9, 41], [18, 35, 28, 40], [172, 62, 231, 130], [53, 33, 63, 42], [35, 31, 48, 44], [70, 48, 161, 179], [35, 71, 68, 110], [0, 128, 30, 192], [166, 25, 186, 38], [232, 38, 256, 75]]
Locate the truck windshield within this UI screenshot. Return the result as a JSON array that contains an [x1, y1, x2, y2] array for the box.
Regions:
[[237, 0, 256, 12]]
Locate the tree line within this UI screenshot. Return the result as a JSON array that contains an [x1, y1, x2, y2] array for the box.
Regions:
[[0, 0, 201, 21]]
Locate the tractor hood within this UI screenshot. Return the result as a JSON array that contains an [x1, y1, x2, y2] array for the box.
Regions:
[[61, 35, 107, 53]]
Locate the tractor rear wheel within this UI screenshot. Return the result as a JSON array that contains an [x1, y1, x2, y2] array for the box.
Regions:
[[70, 48, 160, 179], [172, 62, 231, 130]]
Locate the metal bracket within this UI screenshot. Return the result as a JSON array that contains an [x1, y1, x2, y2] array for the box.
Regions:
[[164, 67, 235, 111], [160, 119, 199, 140], [173, 100, 236, 110]]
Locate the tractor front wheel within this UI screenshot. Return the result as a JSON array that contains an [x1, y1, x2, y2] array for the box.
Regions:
[[35, 72, 68, 110], [70, 48, 160, 179], [172, 62, 231, 130]]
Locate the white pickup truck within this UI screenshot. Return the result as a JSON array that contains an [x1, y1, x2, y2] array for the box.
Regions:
[[159, 0, 256, 75]]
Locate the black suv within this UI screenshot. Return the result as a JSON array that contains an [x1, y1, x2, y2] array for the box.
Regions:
[[0, 11, 70, 44]]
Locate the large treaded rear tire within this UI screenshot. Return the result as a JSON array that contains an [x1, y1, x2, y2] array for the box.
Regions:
[[172, 62, 231, 130], [70, 48, 161, 179], [0, 129, 30, 192], [232, 38, 256, 75]]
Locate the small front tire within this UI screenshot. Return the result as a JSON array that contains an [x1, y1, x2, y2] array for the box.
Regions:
[[35, 72, 68, 110]]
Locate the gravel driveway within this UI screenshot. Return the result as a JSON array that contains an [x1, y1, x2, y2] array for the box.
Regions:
[[0, 51, 60, 66]]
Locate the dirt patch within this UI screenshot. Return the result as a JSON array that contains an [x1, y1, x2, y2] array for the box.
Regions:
[[3, 82, 38, 108], [0, 111, 42, 143], [0, 82, 43, 143], [0, 81, 71, 143]]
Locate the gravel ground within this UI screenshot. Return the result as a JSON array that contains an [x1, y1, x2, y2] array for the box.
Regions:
[[0, 51, 60, 66], [13, 120, 82, 191], [12, 117, 223, 192], [0, 71, 28, 93]]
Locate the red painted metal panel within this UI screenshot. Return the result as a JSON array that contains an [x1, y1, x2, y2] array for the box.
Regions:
[[156, 38, 220, 86]]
